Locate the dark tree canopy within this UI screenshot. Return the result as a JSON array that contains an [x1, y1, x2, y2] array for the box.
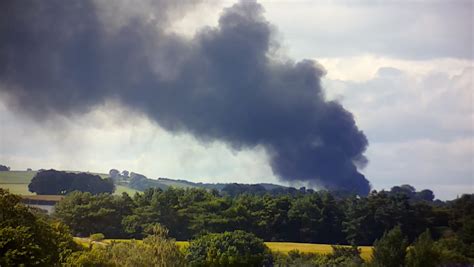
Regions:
[[0, 189, 79, 265], [186, 230, 272, 266], [28, 169, 115, 195], [0, 164, 10, 171], [109, 169, 120, 179]]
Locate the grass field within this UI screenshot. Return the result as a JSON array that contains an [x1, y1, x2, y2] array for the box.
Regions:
[[115, 185, 140, 195], [0, 183, 32, 194], [0, 171, 139, 196], [0, 170, 37, 183]]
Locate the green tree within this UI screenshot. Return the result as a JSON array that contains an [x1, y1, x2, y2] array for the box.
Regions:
[[29, 170, 115, 195], [406, 230, 440, 267], [67, 224, 184, 267], [370, 226, 408, 267], [54, 191, 132, 237], [0, 189, 79, 265], [186, 230, 272, 266]]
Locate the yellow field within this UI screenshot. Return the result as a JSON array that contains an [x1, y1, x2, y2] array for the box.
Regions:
[[73, 238, 372, 260], [265, 242, 372, 260]]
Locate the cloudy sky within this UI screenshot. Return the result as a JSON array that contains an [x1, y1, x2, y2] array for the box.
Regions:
[[0, 0, 472, 199]]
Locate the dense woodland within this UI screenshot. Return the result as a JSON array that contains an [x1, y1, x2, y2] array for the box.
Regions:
[[1, 186, 473, 266], [53, 186, 472, 246]]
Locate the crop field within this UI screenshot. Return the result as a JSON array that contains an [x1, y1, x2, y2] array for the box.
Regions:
[[266, 242, 372, 260], [0, 171, 139, 196], [73, 238, 372, 260]]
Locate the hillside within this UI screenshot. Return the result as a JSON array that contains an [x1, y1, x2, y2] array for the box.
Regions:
[[0, 170, 139, 196], [0, 170, 291, 196]]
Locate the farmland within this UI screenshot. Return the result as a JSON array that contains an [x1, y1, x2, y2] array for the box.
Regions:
[[73, 238, 373, 260], [0, 170, 140, 196]]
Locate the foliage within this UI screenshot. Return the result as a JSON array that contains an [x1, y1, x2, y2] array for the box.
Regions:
[[369, 226, 408, 267], [186, 230, 272, 266], [272, 250, 324, 267], [29, 169, 114, 195], [54, 191, 134, 237], [272, 247, 364, 267], [90, 233, 105, 242], [406, 230, 439, 267], [434, 235, 473, 265], [0, 189, 79, 266], [54, 188, 467, 248], [0, 164, 10, 171], [66, 224, 185, 267]]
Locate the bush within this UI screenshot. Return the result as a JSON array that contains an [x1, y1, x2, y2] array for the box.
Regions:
[[369, 226, 408, 267], [90, 233, 105, 242], [406, 230, 440, 267], [67, 224, 185, 266], [186, 230, 272, 266], [0, 189, 79, 265], [325, 245, 363, 266], [273, 250, 324, 267], [434, 236, 472, 265], [272, 247, 364, 267]]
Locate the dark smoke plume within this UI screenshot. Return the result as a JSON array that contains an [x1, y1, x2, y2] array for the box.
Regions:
[[0, 0, 370, 195]]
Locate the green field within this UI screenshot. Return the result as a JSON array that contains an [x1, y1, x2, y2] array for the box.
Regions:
[[73, 238, 372, 260], [0, 170, 37, 183], [115, 185, 140, 195], [0, 171, 139, 196]]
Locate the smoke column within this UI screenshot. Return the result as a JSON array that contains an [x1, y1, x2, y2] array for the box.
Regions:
[[0, 0, 371, 195]]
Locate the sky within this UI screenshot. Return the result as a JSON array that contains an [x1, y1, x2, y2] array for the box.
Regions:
[[0, 0, 472, 199]]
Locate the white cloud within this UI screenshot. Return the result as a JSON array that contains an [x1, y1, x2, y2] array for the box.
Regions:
[[365, 138, 473, 200], [320, 57, 473, 200], [260, 0, 473, 60]]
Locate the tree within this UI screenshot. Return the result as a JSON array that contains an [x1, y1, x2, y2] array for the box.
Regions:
[[109, 169, 120, 179], [66, 224, 185, 267], [406, 230, 440, 267], [0, 189, 79, 265], [29, 169, 115, 195], [416, 189, 434, 202], [370, 226, 408, 267], [0, 164, 10, 171], [186, 230, 272, 266], [54, 191, 132, 237]]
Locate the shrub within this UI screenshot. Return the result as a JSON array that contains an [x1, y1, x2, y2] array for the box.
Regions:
[[90, 233, 105, 242], [0, 189, 79, 265], [369, 226, 408, 267], [186, 230, 272, 266], [406, 230, 440, 267], [67, 224, 185, 267]]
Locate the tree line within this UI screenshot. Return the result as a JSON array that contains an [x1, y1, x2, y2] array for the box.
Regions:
[[54, 187, 473, 247], [1, 188, 472, 266], [28, 170, 115, 195]]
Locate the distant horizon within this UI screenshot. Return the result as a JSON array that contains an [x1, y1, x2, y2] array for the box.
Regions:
[[2, 166, 470, 201]]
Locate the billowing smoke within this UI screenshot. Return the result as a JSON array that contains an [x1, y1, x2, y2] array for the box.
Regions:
[[0, 0, 370, 194]]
